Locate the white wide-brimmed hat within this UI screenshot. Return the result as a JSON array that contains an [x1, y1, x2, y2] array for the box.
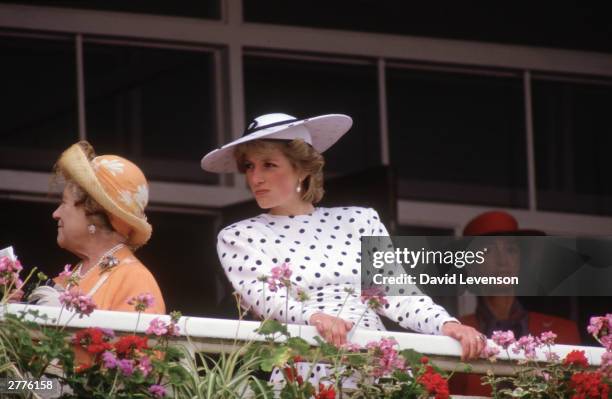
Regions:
[[201, 113, 352, 173]]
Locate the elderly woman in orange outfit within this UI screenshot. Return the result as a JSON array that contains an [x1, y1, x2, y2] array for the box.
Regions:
[[30, 141, 165, 314]]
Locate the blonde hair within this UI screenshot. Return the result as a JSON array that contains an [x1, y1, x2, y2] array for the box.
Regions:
[[53, 141, 114, 232], [234, 139, 325, 204]]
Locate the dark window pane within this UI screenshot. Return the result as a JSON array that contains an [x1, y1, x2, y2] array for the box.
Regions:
[[387, 67, 527, 206], [1, 0, 220, 19], [396, 225, 454, 236], [244, 0, 612, 54], [534, 79, 612, 215], [0, 198, 72, 279], [244, 55, 380, 176], [138, 210, 226, 317], [0, 35, 77, 171], [84, 41, 218, 184]]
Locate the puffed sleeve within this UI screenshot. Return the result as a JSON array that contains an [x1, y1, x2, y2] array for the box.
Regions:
[[217, 224, 314, 324], [364, 208, 459, 335]]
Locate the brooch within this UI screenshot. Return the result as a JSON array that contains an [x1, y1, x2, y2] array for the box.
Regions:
[[99, 255, 120, 272]]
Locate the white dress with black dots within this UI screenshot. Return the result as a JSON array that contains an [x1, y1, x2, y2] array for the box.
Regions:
[[217, 207, 458, 386]]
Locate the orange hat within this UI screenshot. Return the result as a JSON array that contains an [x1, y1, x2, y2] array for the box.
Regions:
[[463, 211, 545, 236], [57, 142, 152, 247]]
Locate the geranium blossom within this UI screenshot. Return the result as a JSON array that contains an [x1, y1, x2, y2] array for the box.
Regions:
[[360, 287, 388, 309], [149, 384, 167, 398], [365, 337, 405, 376], [267, 262, 292, 292], [146, 317, 180, 337], [114, 335, 148, 357], [315, 383, 336, 399], [563, 350, 589, 368], [418, 365, 450, 399], [102, 351, 118, 369], [512, 334, 539, 359], [491, 330, 515, 349], [59, 289, 96, 317], [539, 331, 557, 346], [127, 292, 155, 312]]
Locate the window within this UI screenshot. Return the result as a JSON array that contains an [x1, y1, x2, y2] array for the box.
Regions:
[[83, 40, 218, 184], [243, 0, 611, 53], [533, 77, 612, 216], [244, 54, 381, 177], [137, 209, 226, 317], [387, 66, 527, 206], [0, 34, 77, 171], [2, 0, 221, 19]]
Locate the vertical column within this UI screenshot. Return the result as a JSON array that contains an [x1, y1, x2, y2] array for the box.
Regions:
[[225, 0, 246, 188], [76, 33, 87, 140], [524, 70, 537, 211], [377, 58, 390, 166]]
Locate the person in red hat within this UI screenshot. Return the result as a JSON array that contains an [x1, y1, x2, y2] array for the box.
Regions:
[[449, 210, 580, 396]]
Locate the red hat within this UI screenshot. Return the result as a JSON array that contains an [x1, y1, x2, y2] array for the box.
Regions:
[[463, 211, 545, 236]]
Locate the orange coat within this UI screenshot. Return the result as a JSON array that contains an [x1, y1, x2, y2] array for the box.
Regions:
[[449, 312, 581, 396], [54, 246, 165, 314]]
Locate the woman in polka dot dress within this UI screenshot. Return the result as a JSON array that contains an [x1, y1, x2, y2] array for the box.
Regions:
[[201, 113, 486, 386]]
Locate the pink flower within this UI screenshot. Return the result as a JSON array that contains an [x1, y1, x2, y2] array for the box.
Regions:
[[512, 335, 540, 359], [118, 359, 135, 376], [127, 293, 155, 312], [360, 287, 388, 310], [137, 355, 152, 377], [146, 317, 180, 337], [59, 264, 73, 278], [491, 330, 516, 349], [59, 289, 96, 317], [538, 331, 557, 346], [0, 256, 23, 291], [341, 342, 362, 352], [149, 384, 167, 398], [102, 351, 118, 369], [599, 351, 612, 378], [267, 263, 293, 292], [365, 338, 405, 376]]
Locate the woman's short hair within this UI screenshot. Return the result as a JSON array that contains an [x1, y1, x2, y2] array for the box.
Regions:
[[234, 139, 325, 203], [53, 142, 114, 232]]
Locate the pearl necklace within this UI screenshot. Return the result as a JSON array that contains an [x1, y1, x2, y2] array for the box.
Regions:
[[77, 243, 125, 279]]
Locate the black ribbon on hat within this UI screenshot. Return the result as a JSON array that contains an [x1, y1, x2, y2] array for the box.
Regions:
[[242, 117, 300, 137]]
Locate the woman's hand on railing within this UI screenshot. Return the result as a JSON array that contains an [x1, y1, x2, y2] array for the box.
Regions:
[[441, 321, 487, 361], [309, 312, 354, 347]]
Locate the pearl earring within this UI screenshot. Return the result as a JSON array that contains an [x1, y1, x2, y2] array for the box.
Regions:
[[88, 224, 96, 235], [296, 180, 302, 193]]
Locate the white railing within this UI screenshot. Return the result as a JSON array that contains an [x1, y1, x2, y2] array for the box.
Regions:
[[2, 303, 607, 398]]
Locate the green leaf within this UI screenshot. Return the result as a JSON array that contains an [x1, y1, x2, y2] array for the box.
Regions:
[[399, 348, 424, 366], [260, 346, 292, 372], [285, 337, 310, 355], [250, 378, 274, 399], [256, 320, 289, 337]]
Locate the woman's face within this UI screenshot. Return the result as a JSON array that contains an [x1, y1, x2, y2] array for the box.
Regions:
[[52, 186, 90, 251], [243, 147, 305, 214]]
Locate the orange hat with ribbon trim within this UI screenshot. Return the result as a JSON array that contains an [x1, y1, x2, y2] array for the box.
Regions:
[[56, 141, 152, 247]]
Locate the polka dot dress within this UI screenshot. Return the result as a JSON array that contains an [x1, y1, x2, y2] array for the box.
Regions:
[[217, 207, 457, 333], [218, 207, 458, 388]]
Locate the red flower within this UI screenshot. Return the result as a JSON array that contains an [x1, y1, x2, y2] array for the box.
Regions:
[[418, 366, 449, 399], [283, 366, 304, 385], [420, 356, 429, 364], [316, 383, 336, 399], [570, 371, 609, 399], [73, 328, 105, 347], [114, 335, 148, 357], [87, 342, 112, 355], [564, 350, 589, 368]]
